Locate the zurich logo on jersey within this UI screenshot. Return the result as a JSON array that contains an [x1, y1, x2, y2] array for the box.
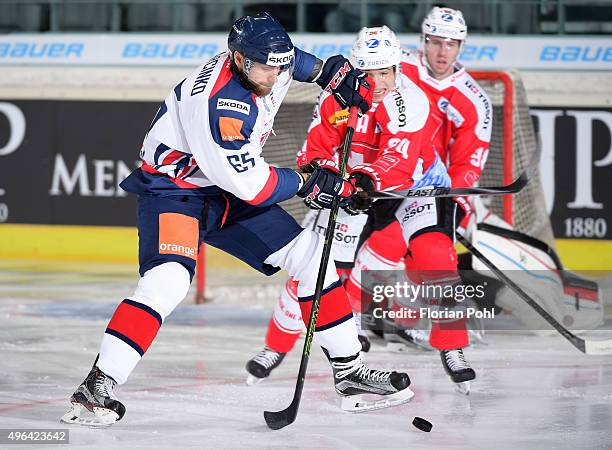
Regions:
[[357, 59, 366, 67], [366, 39, 380, 48], [441, 13, 453, 22]]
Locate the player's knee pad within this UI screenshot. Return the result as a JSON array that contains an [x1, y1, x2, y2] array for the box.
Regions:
[[409, 232, 458, 272], [265, 228, 339, 297], [130, 262, 191, 320]]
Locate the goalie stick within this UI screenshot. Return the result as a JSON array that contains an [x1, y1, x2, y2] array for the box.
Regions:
[[457, 233, 612, 356], [264, 106, 360, 430]]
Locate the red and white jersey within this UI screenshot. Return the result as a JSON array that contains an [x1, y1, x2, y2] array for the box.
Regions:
[[296, 72, 435, 192], [400, 50, 492, 188]]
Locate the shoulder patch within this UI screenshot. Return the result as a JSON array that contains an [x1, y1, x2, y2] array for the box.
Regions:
[[217, 98, 251, 115], [219, 117, 245, 141]]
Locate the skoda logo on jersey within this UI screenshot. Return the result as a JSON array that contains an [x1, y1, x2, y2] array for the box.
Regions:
[[217, 98, 251, 115], [441, 13, 453, 22], [366, 39, 380, 49], [266, 49, 294, 66]]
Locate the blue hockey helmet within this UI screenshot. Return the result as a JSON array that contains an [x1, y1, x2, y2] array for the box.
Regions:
[[228, 12, 295, 71]]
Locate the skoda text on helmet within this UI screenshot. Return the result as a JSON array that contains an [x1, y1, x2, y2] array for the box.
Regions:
[[421, 7, 468, 50], [350, 26, 401, 71], [228, 12, 295, 78]]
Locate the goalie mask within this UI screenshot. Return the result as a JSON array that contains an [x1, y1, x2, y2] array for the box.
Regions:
[[228, 12, 295, 95], [350, 26, 401, 71]]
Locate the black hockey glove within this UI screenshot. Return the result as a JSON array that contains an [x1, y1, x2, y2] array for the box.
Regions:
[[340, 173, 375, 215], [297, 166, 355, 210], [315, 55, 372, 115]]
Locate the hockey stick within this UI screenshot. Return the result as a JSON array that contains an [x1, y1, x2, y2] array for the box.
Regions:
[[457, 233, 612, 355], [264, 106, 360, 430], [368, 142, 541, 200], [367, 169, 529, 199]]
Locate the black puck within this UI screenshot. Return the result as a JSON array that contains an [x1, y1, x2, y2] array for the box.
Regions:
[[412, 416, 433, 432]]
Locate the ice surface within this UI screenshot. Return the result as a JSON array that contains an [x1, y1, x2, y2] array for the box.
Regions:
[[1, 266, 611, 450]]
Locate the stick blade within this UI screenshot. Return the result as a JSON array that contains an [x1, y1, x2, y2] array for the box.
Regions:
[[264, 407, 296, 430], [585, 338, 612, 355]]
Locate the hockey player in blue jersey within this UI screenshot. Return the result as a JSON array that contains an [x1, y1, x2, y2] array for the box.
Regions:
[[61, 12, 414, 427]]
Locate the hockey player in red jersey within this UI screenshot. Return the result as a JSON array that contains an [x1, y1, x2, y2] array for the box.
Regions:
[[345, 7, 492, 394], [247, 9, 492, 395], [245, 25, 453, 384], [60, 13, 415, 427]]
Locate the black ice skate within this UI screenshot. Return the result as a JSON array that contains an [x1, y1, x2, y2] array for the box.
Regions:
[[329, 352, 414, 412], [61, 362, 125, 427], [245, 347, 286, 385], [440, 348, 476, 395]]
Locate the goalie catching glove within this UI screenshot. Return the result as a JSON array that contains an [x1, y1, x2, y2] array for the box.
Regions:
[[297, 166, 355, 210], [315, 55, 373, 114]]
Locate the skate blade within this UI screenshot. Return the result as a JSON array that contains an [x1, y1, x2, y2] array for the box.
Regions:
[[246, 374, 264, 386], [341, 387, 415, 413], [455, 381, 470, 395], [60, 402, 119, 428]]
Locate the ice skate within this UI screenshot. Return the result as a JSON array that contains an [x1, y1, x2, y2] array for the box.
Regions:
[[440, 348, 476, 395], [245, 347, 286, 385], [329, 352, 414, 412], [60, 362, 125, 427]]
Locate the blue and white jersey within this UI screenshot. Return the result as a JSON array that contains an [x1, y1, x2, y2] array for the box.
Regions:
[[133, 50, 316, 206]]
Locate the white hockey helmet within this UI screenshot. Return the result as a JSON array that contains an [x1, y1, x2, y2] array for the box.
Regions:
[[350, 26, 401, 71], [421, 7, 467, 41]]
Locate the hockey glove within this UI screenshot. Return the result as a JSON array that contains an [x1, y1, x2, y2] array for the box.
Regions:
[[341, 173, 375, 215], [315, 55, 372, 115], [297, 166, 355, 210]]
